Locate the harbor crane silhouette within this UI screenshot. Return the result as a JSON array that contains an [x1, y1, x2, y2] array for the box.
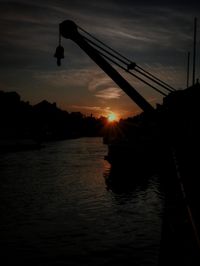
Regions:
[[54, 20, 175, 114]]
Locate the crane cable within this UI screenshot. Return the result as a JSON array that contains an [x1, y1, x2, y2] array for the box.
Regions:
[[83, 36, 172, 95], [96, 48, 167, 96], [82, 33, 174, 93], [78, 26, 176, 92], [79, 25, 175, 91], [80, 35, 166, 96], [136, 65, 175, 92], [78, 26, 132, 63]]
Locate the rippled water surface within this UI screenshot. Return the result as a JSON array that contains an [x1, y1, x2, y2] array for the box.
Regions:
[[0, 138, 164, 265]]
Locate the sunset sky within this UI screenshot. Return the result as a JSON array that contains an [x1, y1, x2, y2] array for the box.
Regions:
[[0, 1, 200, 118]]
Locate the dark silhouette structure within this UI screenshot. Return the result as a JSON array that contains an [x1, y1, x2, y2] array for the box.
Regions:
[[0, 90, 106, 152], [58, 20, 163, 113], [55, 20, 200, 265]]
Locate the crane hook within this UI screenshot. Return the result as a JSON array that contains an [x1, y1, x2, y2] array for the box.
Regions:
[[54, 29, 64, 66], [54, 45, 64, 66]]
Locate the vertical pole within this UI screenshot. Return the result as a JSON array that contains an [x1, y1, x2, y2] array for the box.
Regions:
[[192, 17, 197, 86], [187, 52, 190, 88]]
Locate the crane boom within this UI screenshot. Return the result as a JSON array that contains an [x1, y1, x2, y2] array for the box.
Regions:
[[59, 20, 154, 113]]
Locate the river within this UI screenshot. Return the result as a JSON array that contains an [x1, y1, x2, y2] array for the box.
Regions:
[[0, 137, 164, 265]]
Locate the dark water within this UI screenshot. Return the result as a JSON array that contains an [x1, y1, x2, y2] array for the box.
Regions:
[[0, 138, 164, 266]]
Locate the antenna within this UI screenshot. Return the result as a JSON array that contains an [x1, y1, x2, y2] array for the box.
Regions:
[[187, 51, 190, 88], [192, 17, 197, 86]]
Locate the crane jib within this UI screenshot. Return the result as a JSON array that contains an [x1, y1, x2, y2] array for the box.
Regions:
[[59, 20, 155, 113]]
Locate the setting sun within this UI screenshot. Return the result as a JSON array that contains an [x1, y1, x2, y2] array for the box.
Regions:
[[107, 113, 118, 122]]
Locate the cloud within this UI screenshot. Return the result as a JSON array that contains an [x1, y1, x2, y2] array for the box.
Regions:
[[68, 104, 111, 117], [71, 105, 102, 111], [87, 73, 124, 99], [107, 29, 155, 43], [36, 69, 90, 86], [95, 87, 123, 99], [88, 74, 110, 92], [0, 0, 200, 117]]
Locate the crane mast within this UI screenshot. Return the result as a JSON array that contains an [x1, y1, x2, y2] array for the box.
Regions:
[[58, 20, 154, 113]]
